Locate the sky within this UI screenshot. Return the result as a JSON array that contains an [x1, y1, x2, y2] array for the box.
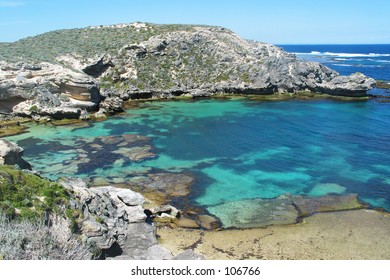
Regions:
[[0, 0, 389, 44]]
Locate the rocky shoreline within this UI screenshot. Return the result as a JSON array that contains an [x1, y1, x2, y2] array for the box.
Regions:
[[0, 139, 205, 259], [2, 138, 390, 260], [1, 23, 376, 124]]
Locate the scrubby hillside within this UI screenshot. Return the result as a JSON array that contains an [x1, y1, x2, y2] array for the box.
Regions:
[[0, 23, 206, 63]]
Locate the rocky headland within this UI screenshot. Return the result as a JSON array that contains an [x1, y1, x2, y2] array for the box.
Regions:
[[0, 22, 376, 122]]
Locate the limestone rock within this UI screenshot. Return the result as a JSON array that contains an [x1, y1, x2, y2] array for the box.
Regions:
[[173, 249, 206, 260], [127, 173, 194, 204], [318, 72, 376, 96], [174, 217, 199, 229], [198, 214, 220, 230], [293, 194, 365, 217], [98, 26, 375, 99], [58, 179, 175, 260], [0, 61, 101, 119], [99, 96, 124, 114], [150, 204, 180, 218], [82, 54, 114, 77], [120, 222, 173, 260], [115, 188, 145, 206], [0, 139, 31, 170]]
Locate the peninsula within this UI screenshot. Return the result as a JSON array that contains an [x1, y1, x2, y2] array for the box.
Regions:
[[0, 22, 375, 122]]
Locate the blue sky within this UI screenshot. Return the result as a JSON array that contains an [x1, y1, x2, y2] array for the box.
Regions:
[[0, 0, 389, 44]]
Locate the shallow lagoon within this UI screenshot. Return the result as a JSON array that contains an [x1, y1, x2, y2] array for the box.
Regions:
[[7, 98, 390, 216]]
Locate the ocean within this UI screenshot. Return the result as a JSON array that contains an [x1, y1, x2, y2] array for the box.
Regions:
[[5, 45, 390, 228], [280, 44, 390, 96]]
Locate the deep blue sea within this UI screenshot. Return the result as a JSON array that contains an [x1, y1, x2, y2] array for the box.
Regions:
[[279, 44, 390, 82], [5, 45, 390, 227]]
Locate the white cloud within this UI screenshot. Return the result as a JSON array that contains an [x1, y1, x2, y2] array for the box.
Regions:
[[0, 1, 25, 7]]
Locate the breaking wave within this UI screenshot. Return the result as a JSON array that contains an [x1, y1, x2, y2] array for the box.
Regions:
[[295, 51, 390, 57]]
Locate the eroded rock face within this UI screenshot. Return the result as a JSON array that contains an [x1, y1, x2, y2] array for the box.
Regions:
[[0, 61, 101, 120], [59, 177, 205, 260], [0, 139, 31, 170], [59, 178, 173, 259]]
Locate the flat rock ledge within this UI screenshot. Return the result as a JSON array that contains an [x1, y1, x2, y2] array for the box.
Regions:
[[206, 194, 364, 229]]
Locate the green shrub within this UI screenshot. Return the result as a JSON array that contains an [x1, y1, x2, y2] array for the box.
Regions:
[[0, 165, 70, 220]]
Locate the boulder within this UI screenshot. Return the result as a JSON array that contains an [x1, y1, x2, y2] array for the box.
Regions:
[[120, 223, 172, 260], [0, 139, 31, 170], [115, 188, 145, 206]]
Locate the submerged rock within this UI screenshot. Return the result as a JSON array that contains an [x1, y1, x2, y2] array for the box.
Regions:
[[127, 173, 194, 204], [206, 194, 365, 229], [308, 183, 346, 196], [207, 196, 299, 229], [112, 146, 155, 162]]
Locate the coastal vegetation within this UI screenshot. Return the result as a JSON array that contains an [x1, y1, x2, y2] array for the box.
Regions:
[[0, 165, 91, 259], [0, 23, 204, 63], [0, 165, 69, 219]]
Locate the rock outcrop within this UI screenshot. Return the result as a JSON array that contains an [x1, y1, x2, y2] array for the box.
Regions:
[[59, 178, 173, 259], [0, 23, 376, 120], [0, 139, 31, 169], [98, 27, 376, 99], [0, 61, 101, 120], [59, 177, 204, 260]]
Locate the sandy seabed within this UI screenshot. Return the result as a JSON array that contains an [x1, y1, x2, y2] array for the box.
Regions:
[[157, 209, 390, 260]]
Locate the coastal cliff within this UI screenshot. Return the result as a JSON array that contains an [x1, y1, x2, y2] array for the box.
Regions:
[[0, 22, 376, 120]]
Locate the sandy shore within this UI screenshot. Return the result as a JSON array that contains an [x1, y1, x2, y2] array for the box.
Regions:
[[157, 209, 390, 260]]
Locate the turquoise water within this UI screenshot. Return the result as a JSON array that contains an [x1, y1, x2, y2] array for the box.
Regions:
[[6, 98, 390, 213]]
